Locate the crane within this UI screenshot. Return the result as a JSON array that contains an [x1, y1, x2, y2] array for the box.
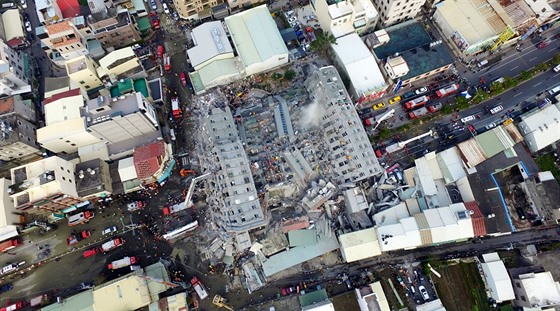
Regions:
[[212, 295, 235, 311], [183, 172, 212, 207], [385, 130, 434, 154], [372, 109, 396, 131]]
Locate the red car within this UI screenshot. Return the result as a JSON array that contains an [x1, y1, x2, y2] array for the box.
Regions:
[[81, 230, 91, 239], [281, 286, 297, 296], [180, 72, 187, 86], [83, 248, 99, 258], [157, 45, 165, 58], [537, 41, 549, 49], [149, 12, 160, 29]]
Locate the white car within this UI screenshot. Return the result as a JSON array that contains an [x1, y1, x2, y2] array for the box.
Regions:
[[419, 285, 430, 300], [20, 0, 27, 8], [490, 105, 503, 114], [554, 64, 560, 73], [163, 3, 170, 14], [25, 21, 32, 33], [485, 122, 497, 130], [415, 87, 428, 95], [102, 226, 118, 236], [150, 0, 157, 10], [460, 115, 476, 123]]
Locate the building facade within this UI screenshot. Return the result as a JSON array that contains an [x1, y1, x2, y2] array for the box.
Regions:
[[201, 106, 267, 233], [36, 18, 92, 67], [372, 0, 426, 26], [0, 96, 40, 162], [0, 39, 31, 97], [87, 0, 142, 50], [97, 47, 145, 82], [311, 0, 378, 38], [305, 66, 383, 182], [65, 55, 103, 93], [173, 0, 224, 20]]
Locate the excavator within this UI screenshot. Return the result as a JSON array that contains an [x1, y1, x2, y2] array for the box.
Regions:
[[179, 169, 196, 177], [212, 295, 234, 310]]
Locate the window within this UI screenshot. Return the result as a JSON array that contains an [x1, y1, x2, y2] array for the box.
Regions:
[[79, 80, 85, 84]]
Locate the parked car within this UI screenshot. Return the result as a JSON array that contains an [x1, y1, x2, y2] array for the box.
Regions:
[[536, 41, 549, 49], [460, 115, 476, 123], [75, 282, 94, 291], [150, 12, 160, 29], [402, 91, 416, 100], [127, 201, 145, 211], [157, 45, 165, 58], [20, 0, 26, 8], [0, 283, 13, 293], [24, 21, 32, 33], [419, 285, 430, 300], [414, 87, 428, 95], [490, 105, 504, 114], [372, 102, 386, 110], [281, 286, 296, 296], [389, 96, 401, 105], [180, 72, 187, 86], [150, 0, 157, 10], [83, 248, 99, 258], [553, 64, 560, 73], [102, 226, 118, 236], [485, 122, 497, 130], [162, 3, 170, 14]]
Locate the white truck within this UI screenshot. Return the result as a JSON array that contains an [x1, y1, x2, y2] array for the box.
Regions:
[[191, 277, 209, 300], [108, 256, 137, 269], [100, 238, 123, 253]]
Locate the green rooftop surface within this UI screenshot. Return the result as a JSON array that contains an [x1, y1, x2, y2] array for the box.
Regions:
[[136, 16, 151, 33], [299, 289, 329, 307], [373, 20, 453, 80], [110, 78, 149, 98]]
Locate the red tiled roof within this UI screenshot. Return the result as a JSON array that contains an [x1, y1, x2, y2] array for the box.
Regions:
[[57, 0, 80, 18], [0, 97, 15, 116], [44, 88, 81, 105], [133, 141, 166, 179], [464, 201, 487, 237]]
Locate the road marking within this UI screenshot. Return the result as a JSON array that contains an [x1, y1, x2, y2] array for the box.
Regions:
[[529, 57, 538, 62], [514, 92, 523, 97], [510, 66, 519, 71], [549, 48, 556, 52], [534, 82, 542, 87]]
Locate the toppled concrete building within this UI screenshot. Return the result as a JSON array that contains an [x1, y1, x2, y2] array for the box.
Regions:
[[304, 66, 383, 183], [201, 106, 267, 234]]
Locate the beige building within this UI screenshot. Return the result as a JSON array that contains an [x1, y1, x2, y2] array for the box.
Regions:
[[372, 0, 426, 27], [35, 0, 63, 24], [174, 0, 224, 20], [87, 0, 141, 50], [36, 18, 92, 67], [0, 39, 31, 97], [355, 282, 390, 311], [0, 96, 41, 162], [97, 47, 145, 82], [0, 178, 21, 236], [311, 0, 378, 38], [8, 156, 81, 214], [513, 271, 560, 309], [0, 9, 28, 49], [65, 55, 103, 93], [37, 89, 101, 154]]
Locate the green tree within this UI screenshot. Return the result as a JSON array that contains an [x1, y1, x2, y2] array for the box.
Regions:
[[271, 72, 282, 80], [490, 82, 505, 95], [502, 77, 518, 89], [535, 63, 549, 72], [441, 105, 453, 114], [552, 53, 560, 65], [310, 31, 337, 57], [378, 127, 391, 140], [283, 69, 296, 81], [518, 70, 534, 81], [455, 95, 468, 107]]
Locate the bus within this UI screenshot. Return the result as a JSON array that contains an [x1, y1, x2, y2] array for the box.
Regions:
[[68, 211, 94, 226]]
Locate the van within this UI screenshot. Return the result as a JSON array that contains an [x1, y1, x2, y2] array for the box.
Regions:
[[548, 85, 560, 96], [493, 77, 505, 84], [477, 60, 488, 68], [460, 115, 476, 123], [490, 105, 504, 114], [169, 129, 176, 141]]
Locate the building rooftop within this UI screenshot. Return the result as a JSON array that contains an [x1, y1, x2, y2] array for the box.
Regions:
[[133, 141, 165, 179], [109, 78, 149, 98], [75, 159, 106, 197], [518, 104, 560, 153], [44, 88, 81, 105], [299, 289, 333, 310], [464, 201, 487, 236], [356, 282, 390, 311], [57, 0, 80, 18], [84, 91, 144, 124], [225, 5, 288, 68], [481, 252, 515, 302], [373, 21, 432, 60], [2, 9, 24, 42], [516, 271, 560, 307], [187, 21, 233, 68], [331, 33, 387, 94], [44, 77, 70, 96]]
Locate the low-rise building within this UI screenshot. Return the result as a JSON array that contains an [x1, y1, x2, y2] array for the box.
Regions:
[[311, 0, 378, 38], [0, 96, 41, 162], [512, 271, 560, 309], [75, 159, 113, 199], [0, 9, 28, 49], [305, 66, 383, 182], [35, 0, 64, 25], [517, 104, 560, 153], [331, 33, 388, 101], [133, 141, 174, 187], [97, 47, 145, 82], [0, 39, 31, 97], [36, 18, 92, 67], [87, 0, 142, 51], [299, 288, 335, 311], [174, 0, 223, 20], [480, 252, 515, 303], [371, 0, 426, 27], [339, 228, 382, 263], [355, 282, 390, 311], [65, 55, 103, 94], [225, 5, 289, 76], [0, 178, 21, 239], [373, 21, 453, 85], [8, 156, 81, 215]]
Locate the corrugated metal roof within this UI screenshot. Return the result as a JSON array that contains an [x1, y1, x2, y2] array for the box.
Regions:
[[475, 126, 515, 159], [415, 157, 438, 195], [436, 147, 466, 184], [288, 229, 318, 247], [457, 138, 487, 168], [403, 167, 416, 186]]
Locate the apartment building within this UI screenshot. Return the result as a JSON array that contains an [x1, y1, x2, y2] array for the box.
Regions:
[[8, 156, 81, 214], [65, 55, 103, 93], [305, 66, 383, 182], [0, 9, 28, 49], [36, 18, 91, 67], [0, 39, 31, 97], [372, 0, 426, 27], [87, 0, 141, 50], [36, 89, 101, 154], [201, 106, 267, 233], [311, 0, 379, 38], [174, 0, 224, 20], [0, 96, 41, 162], [35, 0, 64, 24]]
